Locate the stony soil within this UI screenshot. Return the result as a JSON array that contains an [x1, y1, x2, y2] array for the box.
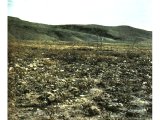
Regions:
[[8, 41, 152, 120]]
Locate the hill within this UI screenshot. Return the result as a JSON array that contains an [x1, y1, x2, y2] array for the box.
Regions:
[[8, 16, 152, 43]]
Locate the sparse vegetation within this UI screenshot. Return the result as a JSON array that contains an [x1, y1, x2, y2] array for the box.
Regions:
[[8, 16, 152, 43], [8, 40, 152, 120], [8, 15, 152, 120]]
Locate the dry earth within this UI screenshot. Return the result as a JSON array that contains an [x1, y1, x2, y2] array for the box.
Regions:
[[8, 41, 152, 120]]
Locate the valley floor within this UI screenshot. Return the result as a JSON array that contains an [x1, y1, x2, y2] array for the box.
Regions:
[[8, 40, 152, 120]]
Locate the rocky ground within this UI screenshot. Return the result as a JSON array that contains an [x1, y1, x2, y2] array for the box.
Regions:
[[8, 41, 152, 120]]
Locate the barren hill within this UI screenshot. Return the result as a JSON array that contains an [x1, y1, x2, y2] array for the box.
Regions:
[[8, 16, 152, 43]]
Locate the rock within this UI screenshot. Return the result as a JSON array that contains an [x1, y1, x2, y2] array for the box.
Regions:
[[80, 95, 86, 97], [21, 81, 27, 85], [60, 69, 64, 72], [35, 108, 46, 116], [106, 102, 122, 112], [86, 106, 100, 116], [47, 92, 56, 102], [9, 67, 14, 72], [69, 87, 79, 96], [75, 97, 89, 104], [29, 64, 34, 68], [15, 64, 20, 67], [26, 92, 40, 105], [126, 108, 147, 117], [33, 67, 37, 70], [89, 88, 103, 97], [142, 82, 147, 85], [29, 63, 37, 68], [25, 68, 28, 71], [38, 64, 44, 67], [130, 98, 150, 106]]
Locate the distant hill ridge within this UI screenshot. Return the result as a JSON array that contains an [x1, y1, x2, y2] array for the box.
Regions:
[[8, 16, 152, 43]]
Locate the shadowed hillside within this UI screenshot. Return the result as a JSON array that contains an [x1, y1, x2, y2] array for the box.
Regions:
[[8, 16, 152, 43]]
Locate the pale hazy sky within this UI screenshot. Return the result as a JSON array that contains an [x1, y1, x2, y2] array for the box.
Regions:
[[8, 0, 152, 30]]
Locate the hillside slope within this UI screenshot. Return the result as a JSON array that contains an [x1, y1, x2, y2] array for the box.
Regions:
[[8, 16, 152, 43]]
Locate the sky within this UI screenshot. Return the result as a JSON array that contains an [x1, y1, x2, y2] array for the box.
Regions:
[[8, 0, 151, 28]]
